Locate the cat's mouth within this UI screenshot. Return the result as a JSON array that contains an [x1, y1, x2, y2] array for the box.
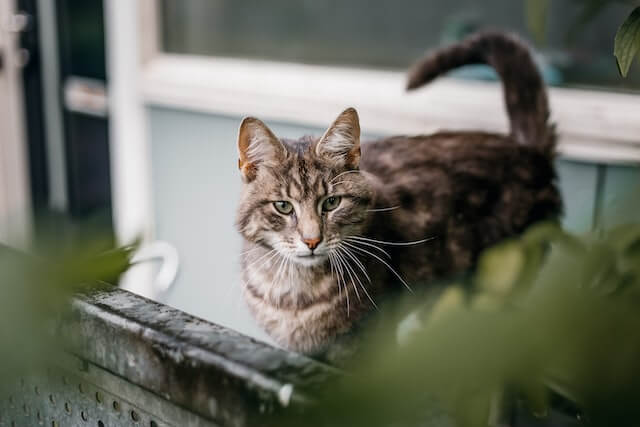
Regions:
[[293, 252, 327, 266]]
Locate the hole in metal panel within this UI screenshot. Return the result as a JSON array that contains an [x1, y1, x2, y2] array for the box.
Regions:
[[64, 402, 71, 414], [131, 410, 140, 422], [98, 421, 104, 427], [95, 391, 103, 404], [49, 394, 55, 404], [37, 411, 42, 421], [112, 400, 120, 411], [150, 421, 158, 427], [81, 411, 88, 421]]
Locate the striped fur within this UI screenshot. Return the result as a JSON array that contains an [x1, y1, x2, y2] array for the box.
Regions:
[[235, 32, 562, 355]]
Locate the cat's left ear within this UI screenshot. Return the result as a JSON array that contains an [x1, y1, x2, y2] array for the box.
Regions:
[[315, 107, 361, 169]]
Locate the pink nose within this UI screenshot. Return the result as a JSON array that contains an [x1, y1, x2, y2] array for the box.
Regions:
[[302, 237, 321, 250]]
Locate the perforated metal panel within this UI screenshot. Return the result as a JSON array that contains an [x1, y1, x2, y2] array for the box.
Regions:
[[0, 355, 216, 427]]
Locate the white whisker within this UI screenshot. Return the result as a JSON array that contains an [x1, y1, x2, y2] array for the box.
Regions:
[[328, 252, 341, 301], [331, 251, 349, 315], [240, 245, 263, 256], [366, 206, 400, 213], [244, 248, 277, 270], [330, 170, 361, 183], [330, 180, 354, 187], [338, 245, 371, 283], [343, 241, 414, 293], [255, 250, 281, 271], [344, 237, 391, 259], [334, 250, 361, 302], [349, 235, 435, 247], [338, 245, 378, 309]]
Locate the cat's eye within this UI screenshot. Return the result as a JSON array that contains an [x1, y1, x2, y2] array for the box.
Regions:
[[273, 201, 294, 215], [322, 196, 342, 212]]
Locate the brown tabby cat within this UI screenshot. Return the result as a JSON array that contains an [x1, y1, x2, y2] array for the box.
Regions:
[[236, 31, 561, 354]]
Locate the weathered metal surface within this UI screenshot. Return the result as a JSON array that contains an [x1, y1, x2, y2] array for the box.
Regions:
[[0, 354, 216, 427], [59, 288, 337, 426]]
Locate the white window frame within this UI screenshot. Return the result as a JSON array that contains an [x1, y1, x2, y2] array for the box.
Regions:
[[138, 0, 640, 164], [0, 0, 32, 249], [106, 0, 640, 294]]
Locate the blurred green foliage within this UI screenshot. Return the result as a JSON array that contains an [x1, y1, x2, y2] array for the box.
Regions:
[[284, 221, 640, 427], [526, 0, 640, 77], [0, 235, 135, 391]]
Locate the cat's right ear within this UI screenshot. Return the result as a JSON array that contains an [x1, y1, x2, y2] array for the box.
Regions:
[[237, 117, 285, 182]]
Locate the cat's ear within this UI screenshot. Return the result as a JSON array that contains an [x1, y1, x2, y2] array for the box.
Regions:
[[237, 117, 285, 182], [315, 107, 361, 169]]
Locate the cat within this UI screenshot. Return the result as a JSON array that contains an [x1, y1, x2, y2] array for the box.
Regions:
[[235, 31, 562, 355]]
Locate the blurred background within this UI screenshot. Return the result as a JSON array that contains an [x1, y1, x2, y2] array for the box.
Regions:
[[0, 0, 638, 344]]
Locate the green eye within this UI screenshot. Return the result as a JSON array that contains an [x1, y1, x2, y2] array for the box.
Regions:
[[273, 201, 294, 215], [322, 196, 342, 212]]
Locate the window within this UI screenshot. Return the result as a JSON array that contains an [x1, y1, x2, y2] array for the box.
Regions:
[[160, 0, 640, 91]]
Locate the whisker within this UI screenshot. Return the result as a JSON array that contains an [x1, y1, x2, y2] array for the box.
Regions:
[[330, 180, 354, 187], [240, 245, 263, 256], [338, 244, 372, 283], [337, 246, 378, 309], [273, 253, 288, 285], [244, 248, 277, 270], [366, 206, 400, 213], [328, 252, 341, 301], [349, 235, 435, 247], [334, 250, 361, 302], [339, 249, 375, 309], [253, 250, 280, 271], [331, 251, 349, 315], [344, 242, 414, 293], [330, 170, 362, 183], [344, 237, 391, 259]]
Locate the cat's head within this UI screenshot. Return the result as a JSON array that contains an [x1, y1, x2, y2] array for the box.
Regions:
[[236, 108, 373, 267]]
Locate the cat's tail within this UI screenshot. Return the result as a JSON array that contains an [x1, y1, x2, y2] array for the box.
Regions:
[[406, 31, 554, 154]]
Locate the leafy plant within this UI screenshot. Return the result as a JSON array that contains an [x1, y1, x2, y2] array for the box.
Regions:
[[283, 221, 640, 427], [0, 234, 136, 390], [615, 6, 640, 76]]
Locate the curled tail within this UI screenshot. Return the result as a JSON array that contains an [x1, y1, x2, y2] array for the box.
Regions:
[[407, 31, 554, 154]]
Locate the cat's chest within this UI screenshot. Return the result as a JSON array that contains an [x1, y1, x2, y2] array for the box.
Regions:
[[244, 284, 355, 353], [242, 267, 360, 353]]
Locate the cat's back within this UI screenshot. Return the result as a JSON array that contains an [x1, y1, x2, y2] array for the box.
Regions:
[[362, 131, 551, 179], [359, 131, 561, 280]]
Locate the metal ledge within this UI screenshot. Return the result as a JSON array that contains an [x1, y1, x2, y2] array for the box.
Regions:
[[60, 287, 337, 426]]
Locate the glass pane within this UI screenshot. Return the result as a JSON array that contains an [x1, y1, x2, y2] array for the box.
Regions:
[[160, 0, 640, 91]]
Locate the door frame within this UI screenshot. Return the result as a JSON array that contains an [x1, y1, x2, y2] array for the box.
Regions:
[[0, 0, 32, 248]]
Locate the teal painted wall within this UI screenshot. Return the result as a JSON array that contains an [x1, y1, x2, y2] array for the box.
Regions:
[[148, 106, 639, 342]]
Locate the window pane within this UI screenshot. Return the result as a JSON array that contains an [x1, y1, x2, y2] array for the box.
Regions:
[[160, 0, 640, 91]]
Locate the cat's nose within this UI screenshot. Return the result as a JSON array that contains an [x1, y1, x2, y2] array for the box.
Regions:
[[302, 237, 321, 250]]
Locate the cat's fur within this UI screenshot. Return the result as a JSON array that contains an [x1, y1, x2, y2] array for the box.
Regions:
[[236, 31, 562, 354]]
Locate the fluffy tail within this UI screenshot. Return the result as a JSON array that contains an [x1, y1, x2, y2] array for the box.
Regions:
[[407, 31, 554, 154]]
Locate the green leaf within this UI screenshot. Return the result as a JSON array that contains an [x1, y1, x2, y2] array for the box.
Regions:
[[475, 241, 525, 297], [614, 6, 640, 77], [526, 0, 550, 45]]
